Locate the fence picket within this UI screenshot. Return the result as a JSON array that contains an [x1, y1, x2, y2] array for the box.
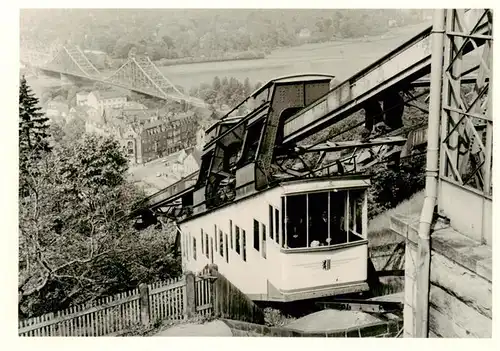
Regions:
[[67, 308, 72, 336], [84, 309, 89, 336], [97, 306, 103, 336], [168, 286, 172, 318], [157, 287, 162, 321], [103, 297, 109, 335], [40, 316, 45, 337], [178, 286, 182, 319], [35, 317, 40, 337], [120, 293, 125, 331], [173, 286, 177, 318]]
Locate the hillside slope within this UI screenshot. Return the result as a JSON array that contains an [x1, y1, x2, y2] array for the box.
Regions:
[[368, 190, 424, 247]]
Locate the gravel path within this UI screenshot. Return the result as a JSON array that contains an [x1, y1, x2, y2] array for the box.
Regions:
[[153, 321, 233, 337]]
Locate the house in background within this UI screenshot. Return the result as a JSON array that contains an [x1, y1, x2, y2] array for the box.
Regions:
[[76, 92, 89, 106], [107, 108, 160, 125], [122, 113, 199, 165], [298, 28, 312, 38], [83, 101, 201, 165], [159, 147, 203, 180], [78, 89, 128, 116], [195, 127, 206, 150], [164, 149, 189, 176], [119, 124, 142, 165], [182, 147, 203, 176]]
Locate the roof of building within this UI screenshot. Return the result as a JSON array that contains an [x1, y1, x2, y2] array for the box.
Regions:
[[109, 108, 157, 122], [91, 89, 128, 101], [164, 149, 188, 164], [123, 101, 148, 110], [187, 147, 203, 166], [143, 120, 166, 130], [69, 105, 97, 117]]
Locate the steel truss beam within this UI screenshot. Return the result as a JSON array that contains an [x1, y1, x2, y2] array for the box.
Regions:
[[283, 9, 491, 145], [63, 45, 101, 76], [440, 9, 493, 196], [45, 45, 100, 77], [274, 136, 405, 180], [295, 136, 407, 153]]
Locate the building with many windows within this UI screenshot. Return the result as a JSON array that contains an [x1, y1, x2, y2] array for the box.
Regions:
[[77, 89, 128, 116], [138, 113, 198, 163]]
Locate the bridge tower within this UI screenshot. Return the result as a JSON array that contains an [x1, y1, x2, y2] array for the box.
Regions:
[[391, 9, 493, 338]]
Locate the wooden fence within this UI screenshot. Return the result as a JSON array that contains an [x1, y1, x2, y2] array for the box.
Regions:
[[20, 275, 198, 337], [18, 265, 262, 337]]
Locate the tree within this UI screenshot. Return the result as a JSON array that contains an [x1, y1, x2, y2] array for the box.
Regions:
[[63, 116, 86, 142], [161, 35, 175, 49], [19, 76, 52, 195], [243, 77, 252, 96], [212, 76, 221, 91], [48, 122, 66, 145], [19, 76, 51, 158], [66, 86, 79, 107], [18, 134, 181, 318]]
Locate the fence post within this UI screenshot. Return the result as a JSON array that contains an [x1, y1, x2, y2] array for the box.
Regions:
[[139, 283, 150, 326], [208, 264, 219, 318], [184, 271, 196, 319]]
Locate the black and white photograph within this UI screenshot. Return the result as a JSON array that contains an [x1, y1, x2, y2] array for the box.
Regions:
[[12, 3, 494, 340]]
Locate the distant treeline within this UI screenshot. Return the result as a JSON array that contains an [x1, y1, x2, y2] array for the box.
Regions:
[[155, 51, 265, 66], [21, 9, 430, 62]]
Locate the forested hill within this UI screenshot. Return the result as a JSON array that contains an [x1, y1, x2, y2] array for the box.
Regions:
[[20, 9, 430, 61]]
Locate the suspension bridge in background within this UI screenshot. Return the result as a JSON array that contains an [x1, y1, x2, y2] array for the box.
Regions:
[[20, 44, 208, 109]]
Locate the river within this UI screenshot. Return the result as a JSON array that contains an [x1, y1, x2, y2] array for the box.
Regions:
[[156, 23, 430, 90]]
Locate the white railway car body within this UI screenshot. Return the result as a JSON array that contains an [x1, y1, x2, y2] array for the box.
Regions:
[[179, 175, 370, 302]]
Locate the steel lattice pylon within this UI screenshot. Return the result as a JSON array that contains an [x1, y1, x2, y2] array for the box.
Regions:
[[104, 54, 207, 108], [45, 45, 101, 78], [439, 9, 493, 196]]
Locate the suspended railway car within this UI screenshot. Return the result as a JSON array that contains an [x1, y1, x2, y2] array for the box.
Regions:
[[140, 42, 422, 300], [179, 174, 371, 302], [167, 74, 394, 302]]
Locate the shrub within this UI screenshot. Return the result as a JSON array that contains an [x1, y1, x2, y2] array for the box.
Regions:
[[368, 154, 426, 219], [263, 307, 295, 327]]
